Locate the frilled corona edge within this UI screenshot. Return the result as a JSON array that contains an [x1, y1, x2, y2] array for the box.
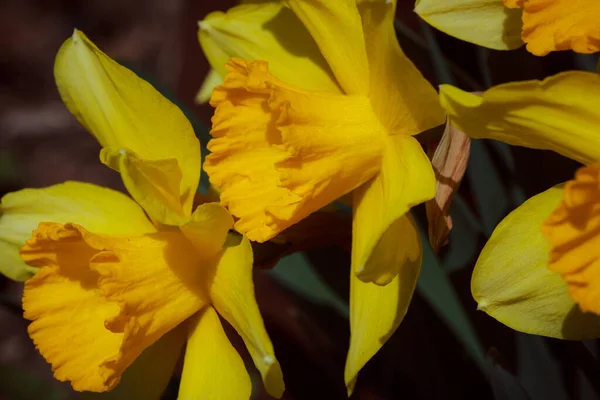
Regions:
[[543, 163, 600, 315], [204, 58, 385, 242]]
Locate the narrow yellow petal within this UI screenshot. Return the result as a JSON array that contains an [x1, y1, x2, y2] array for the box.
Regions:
[[21, 222, 209, 390], [205, 59, 385, 242], [55, 30, 200, 214], [415, 0, 523, 50], [345, 253, 421, 395], [510, 0, 600, 56], [472, 186, 600, 339], [210, 237, 285, 398], [543, 164, 600, 315], [352, 136, 435, 284], [198, 2, 340, 94], [286, 0, 369, 95], [179, 307, 252, 400], [196, 69, 224, 104], [180, 203, 233, 258], [0, 181, 154, 281], [358, 0, 445, 135], [440, 71, 600, 166]]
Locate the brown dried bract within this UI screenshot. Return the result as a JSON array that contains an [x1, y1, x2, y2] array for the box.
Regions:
[[426, 120, 471, 252]]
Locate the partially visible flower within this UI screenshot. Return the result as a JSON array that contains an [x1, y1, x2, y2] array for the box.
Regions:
[[438, 70, 600, 339], [197, 0, 445, 393], [543, 163, 600, 315], [415, 0, 600, 56], [0, 30, 284, 399]]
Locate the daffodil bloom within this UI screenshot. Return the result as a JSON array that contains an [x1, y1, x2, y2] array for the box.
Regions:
[[438, 70, 600, 339], [415, 0, 600, 56], [0, 30, 284, 399], [197, 0, 445, 392]]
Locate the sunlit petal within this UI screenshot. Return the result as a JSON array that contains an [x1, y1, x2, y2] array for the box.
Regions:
[[179, 307, 252, 400], [55, 30, 200, 214], [210, 237, 284, 398], [440, 71, 600, 166], [0, 182, 154, 281], [473, 186, 600, 339]]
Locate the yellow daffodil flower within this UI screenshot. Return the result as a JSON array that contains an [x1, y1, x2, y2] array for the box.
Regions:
[[197, 0, 445, 393], [0, 30, 284, 399], [415, 0, 600, 56], [438, 70, 600, 339]]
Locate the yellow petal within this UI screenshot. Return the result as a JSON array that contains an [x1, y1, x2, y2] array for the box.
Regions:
[[55, 30, 200, 215], [414, 0, 524, 51], [179, 307, 251, 399], [210, 237, 285, 398], [287, 0, 369, 95], [509, 0, 600, 56], [472, 186, 600, 339], [180, 203, 233, 258], [352, 135, 435, 284], [100, 147, 187, 225], [21, 222, 209, 391], [205, 59, 385, 242], [196, 69, 224, 104], [345, 249, 422, 395], [543, 164, 600, 315], [198, 2, 340, 94], [0, 181, 154, 281], [84, 325, 186, 400], [440, 71, 600, 166], [357, 0, 446, 135]]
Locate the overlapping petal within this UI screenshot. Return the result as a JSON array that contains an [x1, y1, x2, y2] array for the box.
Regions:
[[472, 186, 600, 339], [100, 148, 187, 226], [21, 222, 209, 391], [414, 0, 524, 51], [205, 59, 385, 242], [179, 307, 252, 400], [198, 2, 340, 94], [0, 181, 154, 281], [55, 30, 200, 216], [345, 245, 422, 395], [287, 0, 369, 95], [440, 71, 600, 166], [352, 136, 435, 284], [210, 237, 284, 398], [358, 0, 445, 134], [180, 203, 234, 258]]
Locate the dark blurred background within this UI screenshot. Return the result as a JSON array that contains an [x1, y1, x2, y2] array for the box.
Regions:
[[1, 1, 599, 399]]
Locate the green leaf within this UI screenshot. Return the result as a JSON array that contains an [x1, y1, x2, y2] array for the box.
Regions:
[[418, 227, 487, 372], [488, 349, 532, 400], [443, 194, 481, 272], [516, 335, 568, 400], [269, 252, 349, 318], [466, 140, 509, 237], [0, 365, 66, 400]]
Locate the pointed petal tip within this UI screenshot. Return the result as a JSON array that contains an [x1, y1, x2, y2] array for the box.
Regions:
[[71, 28, 84, 43], [263, 354, 275, 365], [197, 20, 210, 31], [476, 300, 489, 312]]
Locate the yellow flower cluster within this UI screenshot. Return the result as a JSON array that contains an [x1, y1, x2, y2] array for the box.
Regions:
[[1, 0, 600, 398]]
